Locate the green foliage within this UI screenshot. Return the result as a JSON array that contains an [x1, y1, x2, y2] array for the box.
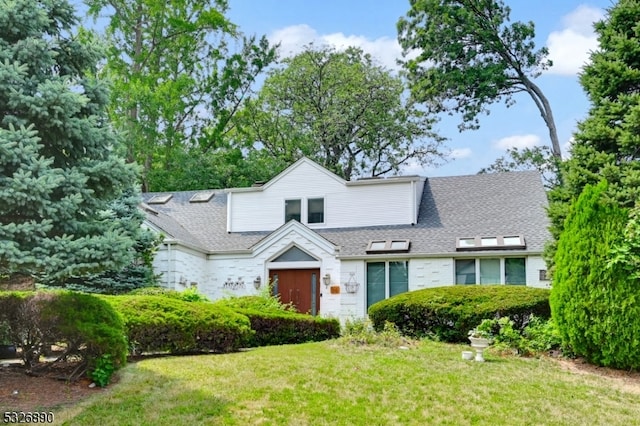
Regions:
[[237, 45, 445, 180], [479, 146, 560, 189], [86, 0, 277, 191], [90, 354, 116, 388], [339, 318, 416, 348], [368, 285, 550, 343], [398, 0, 561, 158], [546, 0, 640, 271], [104, 295, 252, 354], [0, 291, 127, 370], [551, 180, 640, 369], [479, 316, 562, 356], [608, 204, 640, 280], [0, 0, 139, 285], [214, 294, 339, 347], [41, 188, 163, 293], [128, 286, 209, 302]]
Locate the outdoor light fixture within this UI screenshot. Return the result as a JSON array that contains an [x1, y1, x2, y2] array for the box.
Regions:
[[253, 276, 261, 290], [322, 273, 331, 288]]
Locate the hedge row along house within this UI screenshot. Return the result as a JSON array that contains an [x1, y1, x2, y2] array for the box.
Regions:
[[141, 158, 551, 321]]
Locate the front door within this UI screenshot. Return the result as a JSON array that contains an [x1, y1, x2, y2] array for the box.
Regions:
[[269, 269, 320, 315]]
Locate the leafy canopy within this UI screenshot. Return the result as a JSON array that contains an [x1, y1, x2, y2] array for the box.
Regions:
[[398, 0, 560, 158], [238, 45, 445, 180]]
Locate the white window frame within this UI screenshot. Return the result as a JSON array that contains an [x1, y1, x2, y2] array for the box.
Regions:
[[283, 197, 326, 226]]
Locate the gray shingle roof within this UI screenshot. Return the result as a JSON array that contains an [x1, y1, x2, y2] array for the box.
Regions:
[[141, 171, 550, 256]]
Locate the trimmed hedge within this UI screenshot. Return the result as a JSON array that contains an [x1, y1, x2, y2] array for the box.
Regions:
[[0, 291, 127, 371], [368, 285, 551, 343], [103, 295, 252, 354], [213, 296, 340, 346]]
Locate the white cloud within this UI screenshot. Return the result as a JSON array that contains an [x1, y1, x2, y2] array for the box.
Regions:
[[493, 134, 541, 150], [546, 5, 604, 76], [269, 24, 403, 70], [449, 148, 473, 159]]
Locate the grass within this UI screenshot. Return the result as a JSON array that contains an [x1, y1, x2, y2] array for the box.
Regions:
[[55, 340, 640, 425]]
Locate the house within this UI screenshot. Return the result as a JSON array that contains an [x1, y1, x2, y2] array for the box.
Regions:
[[141, 157, 551, 321]]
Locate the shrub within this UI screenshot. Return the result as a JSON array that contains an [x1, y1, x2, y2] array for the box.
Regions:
[[339, 318, 416, 347], [368, 285, 551, 343], [477, 315, 562, 357], [213, 293, 339, 347], [127, 286, 209, 302], [104, 295, 252, 354], [551, 180, 640, 369], [0, 291, 127, 380]]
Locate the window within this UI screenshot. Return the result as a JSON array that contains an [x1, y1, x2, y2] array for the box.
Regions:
[[366, 239, 410, 253], [307, 198, 324, 223], [455, 259, 476, 285], [455, 258, 526, 285], [285, 199, 301, 222], [539, 270, 549, 281], [479, 258, 500, 284], [366, 261, 409, 309], [505, 258, 526, 285]]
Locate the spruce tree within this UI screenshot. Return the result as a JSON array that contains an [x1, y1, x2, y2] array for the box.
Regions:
[[0, 0, 139, 286], [546, 0, 640, 269]]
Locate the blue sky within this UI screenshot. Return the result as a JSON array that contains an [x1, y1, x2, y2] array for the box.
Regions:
[[226, 0, 613, 177]]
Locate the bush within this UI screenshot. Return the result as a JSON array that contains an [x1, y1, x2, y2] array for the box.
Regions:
[[0, 291, 127, 384], [551, 180, 640, 369], [339, 318, 416, 348], [104, 295, 252, 354], [368, 285, 551, 343], [214, 294, 339, 347], [479, 315, 562, 357], [127, 286, 209, 302]]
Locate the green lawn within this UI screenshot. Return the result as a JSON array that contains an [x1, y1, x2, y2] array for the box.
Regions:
[[56, 340, 640, 425]]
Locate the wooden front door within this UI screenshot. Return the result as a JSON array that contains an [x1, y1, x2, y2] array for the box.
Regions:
[[269, 269, 320, 315]]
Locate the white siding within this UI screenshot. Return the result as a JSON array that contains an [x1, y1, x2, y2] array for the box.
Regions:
[[338, 260, 366, 322], [153, 244, 208, 291], [228, 160, 421, 232], [409, 258, 454, 289], [526, 256, 550, 288]]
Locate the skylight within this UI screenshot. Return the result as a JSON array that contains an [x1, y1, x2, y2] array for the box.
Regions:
[[189, 191, 215, 203], [147, 194, 173, 204], [366, 239, 410, 253], [456, 235, 525, 251]]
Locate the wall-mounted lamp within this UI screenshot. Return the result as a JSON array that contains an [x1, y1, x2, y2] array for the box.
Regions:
[[253, 276, 262, 290], [322, 273, 331, 288]]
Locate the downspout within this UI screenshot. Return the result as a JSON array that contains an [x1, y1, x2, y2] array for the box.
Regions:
[[227, 192, 232, 233]]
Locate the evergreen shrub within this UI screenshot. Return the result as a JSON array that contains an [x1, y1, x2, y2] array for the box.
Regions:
[[551, 180, 640, 369], [368, 285, 550, 343], [0, 291, 127, 374], [104, 295, 252, 354], [213, 295, 340, 346]]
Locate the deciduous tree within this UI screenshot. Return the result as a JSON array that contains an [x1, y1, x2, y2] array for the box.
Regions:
[[238, 45, 445, 180], [397, 0, 561, 159], [86, 0, 277, 191]]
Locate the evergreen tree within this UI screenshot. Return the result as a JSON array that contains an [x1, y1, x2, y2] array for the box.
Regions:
[[545, 0, 640, 269], [0, 0, 139, 286], [551, 181, 640, 369]]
